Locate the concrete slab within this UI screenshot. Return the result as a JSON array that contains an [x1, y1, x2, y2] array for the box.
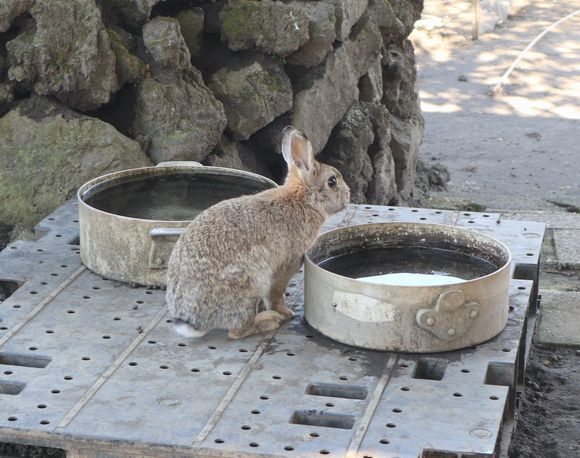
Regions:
[[536, 290, 580, 347], [553, 229, 580, 270], [489, 211, 580, 271], [496, 211, 580, 230]]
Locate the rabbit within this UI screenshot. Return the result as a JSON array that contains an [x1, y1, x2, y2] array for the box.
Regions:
[[165, 126, 350, 339]]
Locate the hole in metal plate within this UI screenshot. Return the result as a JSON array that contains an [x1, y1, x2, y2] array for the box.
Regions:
[[485, 362, 513, 387], [290, 410, 355, 430], [421, 450, 463, 458], [412, 358, 448, 381], [0, 280, 22, 301], [307, 383, 368, 400], [513, 264, 536, 281], [68, 235, 80, 245], [0, 353, 51, 368], [0, 381, 26, 395]]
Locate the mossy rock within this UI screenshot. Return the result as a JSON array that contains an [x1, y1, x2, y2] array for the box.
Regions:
[[0, 97, 151, 229], [107, 28, 147, 85], [6, 0, 118, 111], [208, 56, 292, 140], [219, 0, 309, 57], [132, 69, 227, 163]]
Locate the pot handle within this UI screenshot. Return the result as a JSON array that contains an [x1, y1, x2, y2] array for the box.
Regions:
[[416, 290, 480, 341], [155, 161, 203, 167], [148, 227, 186, 270]]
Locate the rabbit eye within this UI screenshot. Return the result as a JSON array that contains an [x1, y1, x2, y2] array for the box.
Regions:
[[327, 176, 337, 188]]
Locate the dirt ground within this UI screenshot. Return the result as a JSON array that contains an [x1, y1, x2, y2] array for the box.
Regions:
[[413, 1, 580, 456], [414, 0, 580, 212], [510, 345, 580, 457]]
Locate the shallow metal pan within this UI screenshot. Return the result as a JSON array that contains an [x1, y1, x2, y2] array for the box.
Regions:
[[304, 222, 512, 352], [78, 163, 277, 287]]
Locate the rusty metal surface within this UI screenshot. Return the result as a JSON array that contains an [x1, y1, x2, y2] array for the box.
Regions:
[[0, 201, 543, 457]]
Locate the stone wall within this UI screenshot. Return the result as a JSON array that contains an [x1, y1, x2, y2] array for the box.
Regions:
[[0, 0, 424, 238]]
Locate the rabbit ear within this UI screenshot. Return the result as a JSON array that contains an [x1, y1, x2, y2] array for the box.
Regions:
[[281, 126, 314, 174]]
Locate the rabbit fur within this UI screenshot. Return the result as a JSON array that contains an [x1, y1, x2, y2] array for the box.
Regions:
[[166, 126, 350, 339]]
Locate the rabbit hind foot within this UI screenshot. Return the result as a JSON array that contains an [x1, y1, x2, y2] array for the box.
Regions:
[[228, 310, 285, 339]]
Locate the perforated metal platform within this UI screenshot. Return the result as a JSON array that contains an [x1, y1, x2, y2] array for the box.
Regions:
[[0, 201, 545, 457]]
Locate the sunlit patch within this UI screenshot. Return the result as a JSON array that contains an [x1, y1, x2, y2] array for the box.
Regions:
[[420, 101, 462, 113]]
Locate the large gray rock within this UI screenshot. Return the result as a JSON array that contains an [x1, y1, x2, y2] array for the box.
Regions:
[[363, 102, 397, 204], [368, 0, 407, 45], [359, 55, 383, 103], [143, 17, 191, 71], [107, 0, 160, 27], [324, 0, 368, 41], [203, 136, 272, 178], [287, 2, 336, 68], [381, 44, 404, 111], [176, 8, 205, 58], [0, 83, 15, 116], [389, 0, 424, 38], [319, 102, 397, 205], [391, 39, 421, 120], [390, 112, 423, 201], [208, 56, 292, 140], [0, 0, 34, 32], [293, 16, 382, 153], [133, 69, 227, 163], [0, 97, 151, 228], [108, 28, 147, 86], [6, 0, 118, 111], [382, 40, 421, 120], [319, 103, 374, 204], [219, 0, 309, 57]]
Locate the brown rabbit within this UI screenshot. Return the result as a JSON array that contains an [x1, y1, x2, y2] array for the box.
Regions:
[[165, 126, 350, 339]]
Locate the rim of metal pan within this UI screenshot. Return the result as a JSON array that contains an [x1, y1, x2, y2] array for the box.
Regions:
[[77, 165, 278, 224], [306, 222, 513, 289]]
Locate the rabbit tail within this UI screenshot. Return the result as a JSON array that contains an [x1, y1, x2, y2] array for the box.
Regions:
[[173, 318, 208, 338]]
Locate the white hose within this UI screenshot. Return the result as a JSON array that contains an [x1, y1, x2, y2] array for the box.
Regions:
[[490, 8, 580, 96]]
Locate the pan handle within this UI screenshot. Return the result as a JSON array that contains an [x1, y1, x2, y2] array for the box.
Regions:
[[149, 227, 186, 238], [155, 161, 203, 167], [148, 227, 186, 269]]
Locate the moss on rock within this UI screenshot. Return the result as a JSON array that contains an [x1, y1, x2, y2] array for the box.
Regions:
[[0, 97, 151, 229], [219, 0, 309, 57], [107, 28, 147, 85], [208, 56, 292, 140]]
